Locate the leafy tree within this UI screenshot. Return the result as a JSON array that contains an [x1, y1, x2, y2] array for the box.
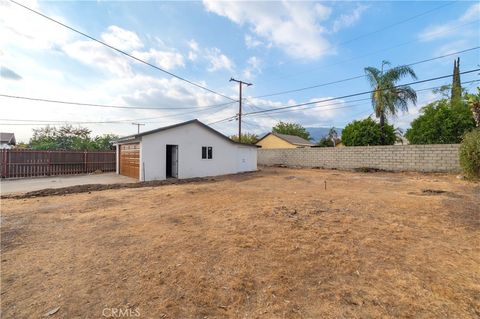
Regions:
[[230, 133, 259, 144], [451, 57, 462, 106], [364, 61, 417, 143], [29, 126, 60, 150], [92, 134, 120, 150], [29, 125, 118, 151], [316, 127, 341, 147], [342, 118, 396, 146], [316, 137, 334, 147], [405, 99, 475, 144], [14, 142, 29, 149], [466, 87, 480, 127], [272, 121, 311, 140]]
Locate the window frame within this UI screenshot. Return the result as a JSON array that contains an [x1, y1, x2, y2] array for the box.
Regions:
[[201, 146, 213, 160]]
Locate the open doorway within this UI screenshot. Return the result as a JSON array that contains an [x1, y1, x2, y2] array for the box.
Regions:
[[166, 145, 178, 178]]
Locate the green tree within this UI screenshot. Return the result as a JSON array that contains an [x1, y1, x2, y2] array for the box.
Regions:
[[92, 134, 120, 150], [364, 61, 417, 143], [272, 121, 311, 140], [29, 125, 118, 151], [405, 99, 475, 144], [316, 138, 334, 147], [466, 87, 480, 127], [316, 127, 340, 147], [451, 57, 462, 106], [230, 133, 259, 144], [342, 118, 396, 146]]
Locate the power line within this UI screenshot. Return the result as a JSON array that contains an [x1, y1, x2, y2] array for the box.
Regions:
[[209, 75, 479, 126], [243, 68, 480, 116], [260, 1, 455, 74], [260, 19, 479, 83], [245, 79, 480, 118], [253, 46, 480, 99], [0, 101, 235, 125], [0, 94, 237, 110], [9, 0, 235, 102], [336, 1, 455, 47]]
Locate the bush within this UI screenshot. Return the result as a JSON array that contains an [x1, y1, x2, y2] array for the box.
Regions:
[[405, 99, 475, 144], [342, 118, 395, 146], [316, 137, 334, 147], [459, 128, 480, 180]]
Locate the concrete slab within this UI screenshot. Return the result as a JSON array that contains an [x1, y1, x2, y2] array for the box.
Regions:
[[0, 173, 137, 195]]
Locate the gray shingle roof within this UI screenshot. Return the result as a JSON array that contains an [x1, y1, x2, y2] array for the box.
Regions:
[[0, 133, 16, 145]]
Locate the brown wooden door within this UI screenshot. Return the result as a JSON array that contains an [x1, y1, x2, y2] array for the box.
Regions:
[[119, 143, 140, 179]]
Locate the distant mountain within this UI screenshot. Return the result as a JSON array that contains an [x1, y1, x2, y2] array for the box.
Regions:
[[306, 127, 343, 142]]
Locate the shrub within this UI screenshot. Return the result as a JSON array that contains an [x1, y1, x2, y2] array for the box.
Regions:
[[459, 128, 480, 180], [342, 118, 395, 146], [405, 99, 475, 144]]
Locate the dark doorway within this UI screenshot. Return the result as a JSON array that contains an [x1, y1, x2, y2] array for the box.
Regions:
[[166, 145, 178, 178]]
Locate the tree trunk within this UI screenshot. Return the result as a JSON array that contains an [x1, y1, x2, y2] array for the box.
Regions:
[[380, 112, 385, 144]]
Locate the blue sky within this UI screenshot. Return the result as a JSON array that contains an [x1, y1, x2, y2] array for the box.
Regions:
[[1, 0, 479, 142]]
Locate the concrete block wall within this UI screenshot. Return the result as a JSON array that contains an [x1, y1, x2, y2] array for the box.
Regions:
[[258, 144, 460, 172]]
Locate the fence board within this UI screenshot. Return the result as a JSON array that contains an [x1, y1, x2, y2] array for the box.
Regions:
[[0, 149, 116, 178]]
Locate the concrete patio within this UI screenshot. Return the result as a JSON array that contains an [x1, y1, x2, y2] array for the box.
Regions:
[[0, 173, 137, 195]]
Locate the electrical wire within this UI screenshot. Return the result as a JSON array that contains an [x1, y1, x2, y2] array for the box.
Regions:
[[208, 77, 480, 126], [9, 0, 235, 102], [260, 1, 456, 74], [253, 46, 480, 99], [260, 19, 479, 83], [245, 79, 480, 118], [0, 94, 237, 110], [243, 68, 480, 116]]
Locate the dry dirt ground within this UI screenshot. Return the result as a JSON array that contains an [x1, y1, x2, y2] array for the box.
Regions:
[[1, 167, 479, 318]]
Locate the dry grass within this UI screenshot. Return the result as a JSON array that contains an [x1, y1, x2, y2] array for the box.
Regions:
[[1, 167, 479, 318]]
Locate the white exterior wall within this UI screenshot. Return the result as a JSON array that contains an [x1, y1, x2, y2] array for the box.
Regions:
[[139, 122, 256, 181]]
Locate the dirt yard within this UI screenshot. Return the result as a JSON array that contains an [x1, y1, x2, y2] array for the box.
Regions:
[[1, 167, 479, 318]]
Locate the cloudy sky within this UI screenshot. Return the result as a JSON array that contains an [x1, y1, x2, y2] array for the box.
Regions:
[[1, 0, 479, 142]]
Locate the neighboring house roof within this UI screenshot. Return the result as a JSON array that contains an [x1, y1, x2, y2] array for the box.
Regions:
[[256, 132, 314, 147], [0, 132, 16, 145], [115, 119, 258, 147]]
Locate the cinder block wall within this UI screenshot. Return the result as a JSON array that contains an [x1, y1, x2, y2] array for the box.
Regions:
[[258, 144, 460, 172]]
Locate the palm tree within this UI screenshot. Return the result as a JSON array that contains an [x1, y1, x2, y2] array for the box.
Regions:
[[364, 61, 418, 144]]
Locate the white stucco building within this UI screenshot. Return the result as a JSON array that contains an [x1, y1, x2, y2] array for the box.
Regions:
[[114, 119, 257, 181]]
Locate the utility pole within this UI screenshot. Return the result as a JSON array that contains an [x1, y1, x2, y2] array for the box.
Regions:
[[132, 122, 145, 134], [229, 78, 252, 142]]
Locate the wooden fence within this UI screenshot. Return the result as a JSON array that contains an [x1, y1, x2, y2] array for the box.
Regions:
[[0, 149, 116, 178]]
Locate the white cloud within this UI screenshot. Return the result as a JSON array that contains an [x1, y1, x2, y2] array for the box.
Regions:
[[332, 5, 368, 32], [460, 3, 480, 22], [203, 0, 333, 59], [244, 34, 263, 48], [418, 3, 480, 42], [62, 40, 134, 77], [187, 39, 199, 61], [63, 24, 185, 75], [100, 25, 144, 51], [242, 56, 262, 79], [132, 49, 185, 70], [0, 0, 70, 50], [205, 48, 235, 72]]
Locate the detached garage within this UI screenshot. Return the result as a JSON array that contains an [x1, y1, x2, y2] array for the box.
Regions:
[[114, 119, 257, 181]]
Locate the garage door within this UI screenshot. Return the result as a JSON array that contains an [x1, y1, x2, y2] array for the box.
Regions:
[[119, 143, 140, 179]]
